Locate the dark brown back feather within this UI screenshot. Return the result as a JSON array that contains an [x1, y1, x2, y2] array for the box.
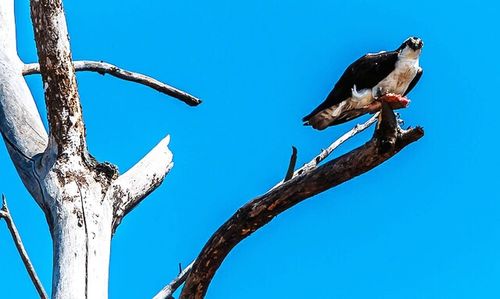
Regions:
[[303, 51, 399, 122]]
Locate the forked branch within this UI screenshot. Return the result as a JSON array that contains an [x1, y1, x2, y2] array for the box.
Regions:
[[23, 61, 202, 106], [179, 104, 424, 299], [274, 112, 379, 190], [108, 135, 174, 231], [297, 112, 379, 174], [0, 195, 48, 299]]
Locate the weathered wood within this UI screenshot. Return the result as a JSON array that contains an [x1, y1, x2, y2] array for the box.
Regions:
[[179, 107, 424, 299], [24, 61, 202, 106], [108, 135, 174, 232], [30, 0, 85, 154], [27, 1, 109, 298], [1, 1, 180, 297], [0, 0, 48, 207], [0, 0, 17, 55]]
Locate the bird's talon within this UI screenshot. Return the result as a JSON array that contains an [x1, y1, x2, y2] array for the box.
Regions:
[[378, 93, 410, 109]]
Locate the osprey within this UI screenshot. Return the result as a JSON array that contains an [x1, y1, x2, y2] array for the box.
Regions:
[[303, 37, 423, 130]]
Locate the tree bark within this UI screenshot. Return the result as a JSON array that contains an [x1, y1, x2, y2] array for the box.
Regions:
[[180, 105, 424, 299], [0, 0, 48, 207], [1, 1, 177, 298], [27, 1, 111, 297]]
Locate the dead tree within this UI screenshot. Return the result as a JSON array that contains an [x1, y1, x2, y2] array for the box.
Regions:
[[0, 0, 424, 298]]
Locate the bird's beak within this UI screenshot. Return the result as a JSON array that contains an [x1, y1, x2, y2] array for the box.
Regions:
[[417, 39, 424, 49]]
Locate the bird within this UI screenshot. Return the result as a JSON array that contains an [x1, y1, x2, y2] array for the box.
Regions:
[[303, 36, 423, 130]]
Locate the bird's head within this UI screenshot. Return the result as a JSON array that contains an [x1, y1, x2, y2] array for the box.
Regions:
[[397, 36, 424, 58]]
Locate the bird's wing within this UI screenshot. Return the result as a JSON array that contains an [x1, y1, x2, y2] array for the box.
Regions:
[[404, 67, 423, 96], [303, 51, 399, 122]]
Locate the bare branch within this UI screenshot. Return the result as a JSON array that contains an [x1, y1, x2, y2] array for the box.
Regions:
[[153, 261, 194, 299], [108, 135, 174, 231], [271, 113, 379, 191], [283, 146, 298, 182], [1, 195, 48, 299], [180, 106, 424, 299], [23, 61, 202, 107], [298, 112, 379, 175]]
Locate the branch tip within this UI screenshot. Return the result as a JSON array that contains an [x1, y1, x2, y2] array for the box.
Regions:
[[1, 194, 6, 211], [110, 134, 174, 231], [163, 134, 171, 147], [284, 146, 298, 182]]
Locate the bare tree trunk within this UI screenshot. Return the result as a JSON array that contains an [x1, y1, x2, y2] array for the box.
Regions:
[[27, 0, 112, 296], [46, 176, 114, 299], [1, 0, 181, 297]]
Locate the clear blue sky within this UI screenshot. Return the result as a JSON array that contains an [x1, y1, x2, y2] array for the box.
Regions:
[[1, 0, 499, 298]]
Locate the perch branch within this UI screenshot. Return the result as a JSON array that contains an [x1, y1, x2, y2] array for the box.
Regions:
[[30, 0, 86, 153], [180, 105, 424, 299], [271, 113, 379, 190], [108, 135, 174, 231], [153, 261, 194, 299], [0, 195, 48, 299], [23, 61, 202, 107], [298, 112, 379, 175]]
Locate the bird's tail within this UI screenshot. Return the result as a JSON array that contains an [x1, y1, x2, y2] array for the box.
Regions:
[[303, 102, 347, 130]]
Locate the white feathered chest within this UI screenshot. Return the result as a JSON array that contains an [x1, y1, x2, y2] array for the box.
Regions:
[[374, 56, 420, 96]]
